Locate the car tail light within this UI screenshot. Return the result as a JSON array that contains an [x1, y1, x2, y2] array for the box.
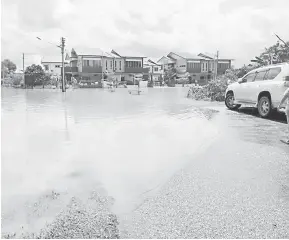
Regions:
[[284, 76, 289, 86]]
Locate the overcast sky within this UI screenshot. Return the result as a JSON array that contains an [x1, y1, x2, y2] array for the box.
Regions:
[[1, 0, 289, 70]]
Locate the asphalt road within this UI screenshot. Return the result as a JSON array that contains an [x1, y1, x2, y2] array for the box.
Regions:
[[119, 105, 289, 238]]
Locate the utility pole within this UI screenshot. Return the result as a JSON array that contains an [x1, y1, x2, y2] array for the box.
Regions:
[[23, 53, 25, 87], [23, 53, 25, 73], [61, 37, 66, 92], [215, 50, 219, 80]]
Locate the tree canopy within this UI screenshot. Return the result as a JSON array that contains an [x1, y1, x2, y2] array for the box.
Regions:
[[237, 39, 289, 78], [24, 64, 46, 87], [1, 59, 17, 78]]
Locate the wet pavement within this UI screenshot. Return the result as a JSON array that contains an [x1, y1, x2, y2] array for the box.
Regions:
[[120, 106, 289, 238], [1, 87, 289, 238]]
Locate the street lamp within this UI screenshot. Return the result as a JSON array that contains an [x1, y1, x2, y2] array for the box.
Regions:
[[36, 36, 66, 92]]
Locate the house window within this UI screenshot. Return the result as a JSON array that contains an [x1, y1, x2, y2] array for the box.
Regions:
[[83, 60, 90, 67], [154, 67, 158, 71], [106, 60, 107, 70], [201, 62, 206, 72], [110, 61, 112, 69], [119, 61, 121, 70], [125, 61, 142, 68], [114, 61, 116, 70], [93, 60, 101, 67], [55, 65, 61, 68], [44, 65, 49, 71]]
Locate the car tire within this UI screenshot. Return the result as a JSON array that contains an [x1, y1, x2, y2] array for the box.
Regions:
[[257, 96, 272, 118], [225, 93, 241, 110]]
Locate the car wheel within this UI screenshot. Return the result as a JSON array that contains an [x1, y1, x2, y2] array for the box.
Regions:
[[225, 93, 241, 110], [257, 96, 272, 118]]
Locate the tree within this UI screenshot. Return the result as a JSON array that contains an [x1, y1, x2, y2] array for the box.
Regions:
[[251, 40, 289, 67], [1, 59, 17, 78], [164, 66, 176, 87], [24, 64, 46, 87], [236, 39, 289, 78]]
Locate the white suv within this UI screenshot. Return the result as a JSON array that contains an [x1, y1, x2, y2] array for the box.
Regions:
[[225, 63, 289, 118]]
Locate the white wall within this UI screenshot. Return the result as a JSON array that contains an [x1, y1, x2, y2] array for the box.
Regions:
[[42, 62, 66, 75]]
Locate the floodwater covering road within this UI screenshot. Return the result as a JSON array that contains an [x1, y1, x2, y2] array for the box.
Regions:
[[1, 87, 289, 238]]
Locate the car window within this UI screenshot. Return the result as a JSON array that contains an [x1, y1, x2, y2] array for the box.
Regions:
[[243, 72, 256, 83], [255, 70, 267, 81], [265, 67, 281, 80]]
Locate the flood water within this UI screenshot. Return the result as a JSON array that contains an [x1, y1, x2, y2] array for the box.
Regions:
[[1, 87, 220, 234]]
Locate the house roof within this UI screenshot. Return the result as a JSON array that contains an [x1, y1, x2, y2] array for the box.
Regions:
[[157, 56, 176, 64], [110, 50, 146, 58], [166, 51, 234, 60], [176, 52, 204, 59], [74, 47, 112, 57], [167, 52, 186, 60], [143, 58, 161, 65]]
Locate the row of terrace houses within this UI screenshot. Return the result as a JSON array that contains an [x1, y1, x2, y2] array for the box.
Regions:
[[155, 52, 233, 84], [41, 49, 233, 85], [65, 48, 148, 83]]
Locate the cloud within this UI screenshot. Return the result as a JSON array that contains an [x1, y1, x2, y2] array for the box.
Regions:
[[1, 0, 289, 70]]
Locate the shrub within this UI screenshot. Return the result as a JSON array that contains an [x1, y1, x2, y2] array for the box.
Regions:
[[187, 69, 238, 102], [11, 74, 23, 86]]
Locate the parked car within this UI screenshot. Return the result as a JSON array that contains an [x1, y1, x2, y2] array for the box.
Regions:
[[225, 63, 289, 118]]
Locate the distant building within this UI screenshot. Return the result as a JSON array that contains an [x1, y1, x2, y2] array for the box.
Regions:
[[157, 52, 233, 85], [41, 57, 69, 76], [65, 48, 149, 82], [143, 59, 163, 82]]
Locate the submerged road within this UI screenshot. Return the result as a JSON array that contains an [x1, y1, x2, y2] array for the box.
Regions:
[[1, 88, 289, 238], [120, 105, 289, 238]]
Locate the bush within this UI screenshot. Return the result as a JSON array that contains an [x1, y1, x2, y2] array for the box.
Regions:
[[11, 74, 23, 86], [187, 69, 238, 102]]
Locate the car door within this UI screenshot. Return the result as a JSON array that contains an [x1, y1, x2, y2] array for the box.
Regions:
[[260, 67, 284, 107], [246, 70, 267, 103], [234, 72, 256, 102]]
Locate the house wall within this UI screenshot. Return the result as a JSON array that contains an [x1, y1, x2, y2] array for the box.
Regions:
[[217, 60, 231, 74], [102, 57, 114, 73], [77, 56, 83, 72], [167, 53, 186, 74], [187, 60, 201, 73], [81, 57, 102, 73], [42, 62, 68, 75], [113, 58, 125, 73]]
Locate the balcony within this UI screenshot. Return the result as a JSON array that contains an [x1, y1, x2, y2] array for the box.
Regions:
[[187, 67, 201, 73], [124, 67, 149, 74], [64, 66, 78, 73], [82, 66, 102, 73]]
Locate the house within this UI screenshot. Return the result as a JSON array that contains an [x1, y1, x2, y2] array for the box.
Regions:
[[65, 48, 149, 83], [41, 57, 69, 76], [157, 52, 233, 85], [143, 58, 163, 82]]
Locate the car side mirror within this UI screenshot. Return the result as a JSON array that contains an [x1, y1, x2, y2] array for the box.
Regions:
[[237, 79, 243, 83]]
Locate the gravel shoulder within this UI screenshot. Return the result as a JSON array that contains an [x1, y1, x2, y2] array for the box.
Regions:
[[2, 190, 120, 239], [119, 110, 289, 238]]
